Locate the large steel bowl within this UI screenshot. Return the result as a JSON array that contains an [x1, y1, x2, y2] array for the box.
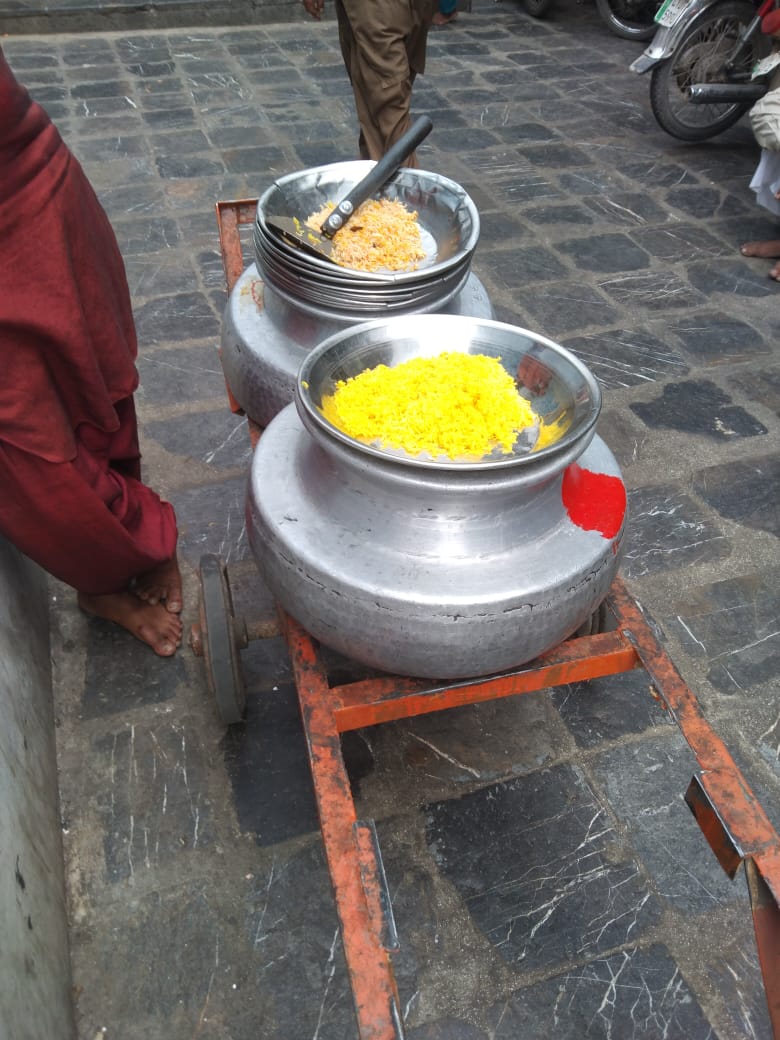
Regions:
[[254, 162, 479, 312], [297, 314, 602, 470]]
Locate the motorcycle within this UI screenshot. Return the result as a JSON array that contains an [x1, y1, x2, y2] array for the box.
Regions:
[[631, 0, 776, 140], [518, 0, 662, 40], [596, 0, 663, 41]]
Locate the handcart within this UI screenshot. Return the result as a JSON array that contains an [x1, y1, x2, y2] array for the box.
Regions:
[[192, 199, 780, 1040]]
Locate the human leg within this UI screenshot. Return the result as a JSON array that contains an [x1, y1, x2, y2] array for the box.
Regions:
[[0, 428, 182, 655], [336, 0, 432, 165]]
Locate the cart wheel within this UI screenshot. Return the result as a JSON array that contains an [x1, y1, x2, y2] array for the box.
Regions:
[[574, 599, 611, 638], [198, 554, 246, 724]]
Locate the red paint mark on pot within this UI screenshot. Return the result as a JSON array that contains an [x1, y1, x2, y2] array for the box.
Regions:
[[562, 464, 626, 540]]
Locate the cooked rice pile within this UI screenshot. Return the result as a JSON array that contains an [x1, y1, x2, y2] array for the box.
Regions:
[[306, 198, 425, 272], [321, 352, 540, 459]]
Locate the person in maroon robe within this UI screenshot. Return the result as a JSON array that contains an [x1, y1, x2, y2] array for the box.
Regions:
[[0, 47, 183, 656]]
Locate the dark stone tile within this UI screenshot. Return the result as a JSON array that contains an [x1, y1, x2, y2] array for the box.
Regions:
[[581, 192, 671, 227], [562, 328, 689, 389], [70, 79, 132, 100], [113, 215, 180, 254], [148, 128, 210, 154], [145, 409, 253, 472], [520, 142, 593, 168], [92, 720, 215, 881], [522, 203, 594, 227], [501, 121, 560, 141], [665, 185, 750, 219], [692, 255, 780, 298], [29, 83, 67, 103], [82, 620, 185, 718], [407, 1021, 486, 1040], [591, 735, 745, 910], [559, 168, 624, 196], [208, 123, 280, 149], [475, 209, 530, 245], [221, 144, 289, 174], [431, 127, 503, 152], [75, 134, 149, 162], [487, 944, 716, 1038], [425, 766, 662, 970], [124, 59, 177, 77], [133, 291, 220, 345], [142, 107, 199, 129], [552, 670, 673, 749], [666, 570, 780, 695], [447, 87, 510, 106], [169, 476, 252, 567], [731, 366, 780, 415], [155, 154, 226, 178], [223, 665, 319, 846], [125, 254, 201, 299], [608, 157, 699, 190], [520, 282, 619, 337], [241, 841, 359, 1039], [556, 232, 650, 274], [630, 380, 768, 440], [598, 271, 704, 311], [668, 312, 769, 364], [631, 223, 730, 262], [621, 484, 730, 579], [137, 345, 228, 405], [479, 243, 568, 286]]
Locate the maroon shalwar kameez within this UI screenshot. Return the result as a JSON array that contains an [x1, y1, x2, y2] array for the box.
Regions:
[[0, 47, 177, 595]]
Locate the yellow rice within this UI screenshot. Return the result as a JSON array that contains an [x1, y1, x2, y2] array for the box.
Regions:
[[306, 198, 425, 272], [321, 352, 540, 459]]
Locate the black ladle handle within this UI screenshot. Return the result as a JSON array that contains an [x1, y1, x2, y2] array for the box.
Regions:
[[319, 115, 434, 239]]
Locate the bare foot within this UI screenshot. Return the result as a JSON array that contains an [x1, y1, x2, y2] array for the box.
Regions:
[[432, 9, 458, 24], [770, 260, 780, 281], [78, 591, 183, 657], [740, 239, 780, 259], [134, 556, 183, 613]]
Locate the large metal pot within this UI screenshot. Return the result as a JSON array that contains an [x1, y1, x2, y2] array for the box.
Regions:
[[246, 315, 627, 680]]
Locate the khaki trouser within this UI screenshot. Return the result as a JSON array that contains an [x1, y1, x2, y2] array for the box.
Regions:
[[335, 0, 433, 168]]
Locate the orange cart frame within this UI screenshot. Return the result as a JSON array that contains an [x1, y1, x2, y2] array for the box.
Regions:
[[211, 199, 780, 1040]]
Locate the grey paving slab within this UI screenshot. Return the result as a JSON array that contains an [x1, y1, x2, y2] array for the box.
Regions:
[[3, 2, 779, 1038]]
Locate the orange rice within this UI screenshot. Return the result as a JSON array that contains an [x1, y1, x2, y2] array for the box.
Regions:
[[306, 198, 425, 272], [321, 352, 541, 459]]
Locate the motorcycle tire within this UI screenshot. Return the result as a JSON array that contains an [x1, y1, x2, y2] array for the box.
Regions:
[[596, 0, 661, 40], [649, 0, 770, 141], [523, 0, 555, 18]]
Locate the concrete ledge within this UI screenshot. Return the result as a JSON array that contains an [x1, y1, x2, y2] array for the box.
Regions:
[[0, 0, 308, 34], [0, 538, 75, 1040]]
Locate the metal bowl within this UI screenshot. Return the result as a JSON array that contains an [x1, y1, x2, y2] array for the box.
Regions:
[[296, 314, 602, 471], [255, 160, 479, 287]]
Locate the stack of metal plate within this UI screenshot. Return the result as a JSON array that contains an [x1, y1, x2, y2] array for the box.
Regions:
[[253, 161, 480, 322]]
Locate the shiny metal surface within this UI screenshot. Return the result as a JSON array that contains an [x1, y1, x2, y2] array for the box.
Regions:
[[247, 322, 622, 679], [297, 314, 602, 470], [256, 160, 479, 283], [247, 398, 625, 679], [220, 266, 495, 428]]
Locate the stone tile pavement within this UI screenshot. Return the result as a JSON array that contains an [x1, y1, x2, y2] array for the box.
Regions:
[[2, 1, 779, 1037]]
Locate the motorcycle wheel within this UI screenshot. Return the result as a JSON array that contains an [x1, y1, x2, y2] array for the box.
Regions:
[[523, 0, 555, 18], [596, 0, 661, 40], [649, 0, 769, 141]]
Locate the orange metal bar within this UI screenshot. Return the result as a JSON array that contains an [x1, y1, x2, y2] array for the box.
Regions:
[[282, 613, 404, 1040], [329, 630, 640, 732], [745, 858, 780, 1036], [609, 579, 780, 906]]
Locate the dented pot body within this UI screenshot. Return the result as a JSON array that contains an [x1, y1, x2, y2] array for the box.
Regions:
[[246, 391, 627, 680]]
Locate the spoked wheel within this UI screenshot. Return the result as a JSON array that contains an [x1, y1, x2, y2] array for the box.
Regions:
[[573, 600, 612, 639], [596, 0, 661, 40], [649, 0, 768, 140], [523, 0, 555, 18], [195, 554, 247, 725]]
